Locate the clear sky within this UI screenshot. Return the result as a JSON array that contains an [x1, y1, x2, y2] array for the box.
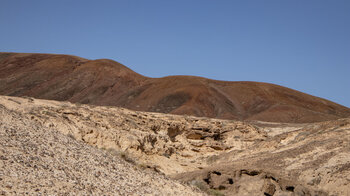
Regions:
[[1, 0, 349, 107]]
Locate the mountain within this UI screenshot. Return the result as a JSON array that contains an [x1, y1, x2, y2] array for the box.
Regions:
[[0, 52, 349, 123]]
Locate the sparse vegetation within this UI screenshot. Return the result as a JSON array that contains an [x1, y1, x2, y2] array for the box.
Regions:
[[137, 163, 148, 169], [207, 155, 220, 164], [67, 133, 75, 139], [106, 148, 137, 165], [190, 180, 225, 196], [191, 180, 208, 192], [120, 151, 136, 164], [208, 189, 225, 196]]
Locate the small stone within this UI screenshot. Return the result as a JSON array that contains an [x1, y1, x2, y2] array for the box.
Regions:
[[262, 181, 276, 196]]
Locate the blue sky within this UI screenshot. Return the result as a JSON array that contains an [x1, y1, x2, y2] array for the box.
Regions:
[[1, 0, 349, 107]]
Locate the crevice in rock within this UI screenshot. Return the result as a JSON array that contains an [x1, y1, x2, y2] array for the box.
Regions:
[[213, 133, 222, 141], [286, 186, 294, 192], [241, 170, 260, 176], [228, 178, 234, 184], [218, 185, 226, 190], [203, 177, 210, 184]]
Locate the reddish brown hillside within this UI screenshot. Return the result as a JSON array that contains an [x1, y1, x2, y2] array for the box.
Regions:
[[0, 52, 349, 123]]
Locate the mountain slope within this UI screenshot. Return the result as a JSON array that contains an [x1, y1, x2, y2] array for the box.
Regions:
[[0, 52, 349, 123]]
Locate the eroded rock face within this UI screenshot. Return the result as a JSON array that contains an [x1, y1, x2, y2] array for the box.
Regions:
[[179, 168, 329, 196], [0, 95, 265, 175], [0, 99, 203, 195], [175, 119, 350, 196], [1, 95, 350, 196]]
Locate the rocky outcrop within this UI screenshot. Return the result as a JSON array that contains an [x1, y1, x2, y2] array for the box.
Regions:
[[0, 95, 265, 175], [175, 119, 350, 195], [0, 98, 203, 195], [1, 95, 350, 195]]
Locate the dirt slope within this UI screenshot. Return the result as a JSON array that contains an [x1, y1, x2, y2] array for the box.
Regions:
[[1, 95, 349, 195], [1, 52, 349, 123], [0, 97, 203, 195]]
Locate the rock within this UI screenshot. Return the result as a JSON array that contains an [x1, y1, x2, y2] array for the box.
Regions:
[[262, 181, 276, 196], [1, 95, 350, 196]]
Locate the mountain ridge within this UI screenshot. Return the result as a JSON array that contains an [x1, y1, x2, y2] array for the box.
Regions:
[[0, 52, 349, 123]]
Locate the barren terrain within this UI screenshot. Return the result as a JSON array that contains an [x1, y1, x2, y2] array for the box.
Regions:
[[1, 52, 349, 123], [1, 95, 349, 195], [0, 96, 203, 195]]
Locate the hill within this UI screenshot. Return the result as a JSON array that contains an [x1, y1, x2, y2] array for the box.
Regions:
[[0, 52, 349, 123], [1, 95, 349, 195]]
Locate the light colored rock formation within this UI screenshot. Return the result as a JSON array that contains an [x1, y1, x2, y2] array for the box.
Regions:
[[1, 95, 350, 195], [0, 97, 203, 195], [175, 119, 350, 196], [0, 95, 265, 175]]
